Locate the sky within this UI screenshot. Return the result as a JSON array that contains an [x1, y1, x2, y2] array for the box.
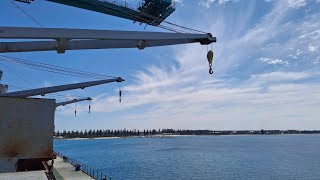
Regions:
[[0, 0, 320, 131]]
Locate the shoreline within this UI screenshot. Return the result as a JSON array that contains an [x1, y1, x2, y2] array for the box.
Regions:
[[54, 133, 320, 140], [55, 137, 122, 140]]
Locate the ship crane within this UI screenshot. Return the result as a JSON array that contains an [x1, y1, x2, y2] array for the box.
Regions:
[[0, 26, 216, 73], [55, 97, 92, 108], [0, 26, 216, 53], [0, 76, 123, 113], [56, 97, 93, 116], [9, 0, 217, 74], [0, 0, 216, 174], [0, 77, 124, 98]]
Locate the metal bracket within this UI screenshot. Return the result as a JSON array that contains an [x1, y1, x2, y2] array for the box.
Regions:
[[137, 40, 147, 50], [56, 38, 68, 54]]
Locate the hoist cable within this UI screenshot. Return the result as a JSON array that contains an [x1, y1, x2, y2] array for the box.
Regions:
[[0, 55, 117, 79], [108, 0, 207, 34], [9, 0, 44, 28], [95, 3, 192, 33], [0, 56, 110, 79]]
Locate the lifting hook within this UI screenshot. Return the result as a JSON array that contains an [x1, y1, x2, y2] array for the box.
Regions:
[[207, 50, 214, 75], [209, 66, 213, 74], [74, 103, 77, 117], [119, 89, 122, 102]]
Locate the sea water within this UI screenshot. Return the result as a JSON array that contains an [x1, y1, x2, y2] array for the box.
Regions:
[[54, 135, 320, 180]]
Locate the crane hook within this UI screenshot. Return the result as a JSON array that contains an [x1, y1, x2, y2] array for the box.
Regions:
[[119, 89, 122, 102], [209, 66, 213, 74], [89, 105, 91, 114], [207, 50, 214, 75]]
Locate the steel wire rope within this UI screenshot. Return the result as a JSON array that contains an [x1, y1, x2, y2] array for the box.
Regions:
[[100, 0, 207, 33], [10, 0, 206, 33], [0, 56, 120, 100], [0, 56, 108, 79], [0, 64, 85, 100], [9, 0, 44, 27], [0, 62, 36, 88], [90, 3, 190, 33], [0, 55, 117, 79]]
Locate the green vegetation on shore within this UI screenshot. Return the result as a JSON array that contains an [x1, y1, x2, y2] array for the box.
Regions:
[[54, 129, 320, 139]]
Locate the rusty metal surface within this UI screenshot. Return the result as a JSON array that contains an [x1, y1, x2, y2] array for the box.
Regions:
[[0, 97, 56, 173]]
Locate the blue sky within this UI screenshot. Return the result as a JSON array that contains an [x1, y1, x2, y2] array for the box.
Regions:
[[1, 0, 320, 131]]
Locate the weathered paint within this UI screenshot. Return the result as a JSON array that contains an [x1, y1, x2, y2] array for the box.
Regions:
[[0, 97, 56, 173]]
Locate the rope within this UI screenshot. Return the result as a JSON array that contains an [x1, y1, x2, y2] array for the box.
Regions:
[[9, 0, 44, 27], [89, 1, 202, 34], [0, 55, 117, 80]]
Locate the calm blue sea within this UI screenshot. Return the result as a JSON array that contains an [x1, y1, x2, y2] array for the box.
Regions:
[[54, 135, 320, 180]]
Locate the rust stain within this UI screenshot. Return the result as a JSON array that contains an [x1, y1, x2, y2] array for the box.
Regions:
[[2, 144, 20, 157], [40, 147, 53, 157], [2, 142, 52, 158]]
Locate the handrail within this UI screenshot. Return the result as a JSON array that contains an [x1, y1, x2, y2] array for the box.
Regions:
[[55, 151, 112, 180]]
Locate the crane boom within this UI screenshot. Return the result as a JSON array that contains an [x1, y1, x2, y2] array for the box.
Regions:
[[56, 97, 92, 107], [0, 77, 124, 98], [0, 26, 216, 53], [0, 26, 212, 40]]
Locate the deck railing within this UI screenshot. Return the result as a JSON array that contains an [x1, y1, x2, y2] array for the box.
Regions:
[[55, 151, 112, 180]]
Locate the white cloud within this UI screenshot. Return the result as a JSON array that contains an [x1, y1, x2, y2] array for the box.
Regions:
[[173, 0, 183, 4], [249, 71, 312, 85], [43, 81, 52, 87], [199, 0, 238, 8], [58, 0, 320, 130], [259, 57, 289, 66], [62, 69, 320, 130], [308, 45, 317, 52], [286, 0, 307, 8]]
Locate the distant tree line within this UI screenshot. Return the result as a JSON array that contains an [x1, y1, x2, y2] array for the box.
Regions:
[[54, 129, 320, 138]]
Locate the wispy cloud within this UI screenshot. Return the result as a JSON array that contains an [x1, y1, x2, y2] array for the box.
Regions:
[[58, 0, 320, 130], [259, 58, 289, 66], [199, 0, 239, 8]]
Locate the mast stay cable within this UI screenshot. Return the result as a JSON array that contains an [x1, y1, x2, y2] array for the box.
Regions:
[[9, 0, 44, 28], [0, 55, 117, 80]]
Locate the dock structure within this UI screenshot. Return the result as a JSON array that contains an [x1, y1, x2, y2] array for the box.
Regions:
[[0, 171, 48, 180], [54, 152, 111, 180], [53, 157, 93, 180]]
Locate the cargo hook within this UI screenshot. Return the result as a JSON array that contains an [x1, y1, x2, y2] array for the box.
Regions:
[[207, 49, 214, 75]]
